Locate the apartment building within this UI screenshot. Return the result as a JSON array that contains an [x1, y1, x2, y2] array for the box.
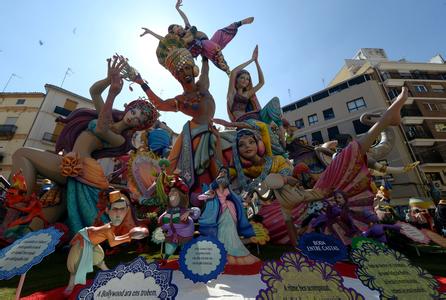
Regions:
[[24, 84, 95, 151], [0, 92, 45, 178], [281, 49, 441, 202], [330, 49, 446, 198]]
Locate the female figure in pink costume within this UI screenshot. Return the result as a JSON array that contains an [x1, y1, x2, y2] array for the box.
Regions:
[[141, 0, 253, 74], [233, 87, 409, 245]]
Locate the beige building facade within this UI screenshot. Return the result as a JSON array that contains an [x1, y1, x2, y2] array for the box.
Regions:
[[24, 84, 95, 152], [0, 92, 45, 178], [281, 48, 446, 202]]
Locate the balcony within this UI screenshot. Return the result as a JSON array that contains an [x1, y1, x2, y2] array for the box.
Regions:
[[42, 132, 59, 143], [383, 72, 446, 87], [0, 124, 17, 140]]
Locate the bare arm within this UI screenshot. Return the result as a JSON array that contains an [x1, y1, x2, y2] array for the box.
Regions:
[[227, 45, 258, 102], [95, 57, 127, 147], [213, 118, 255, 130], [134, 75, 179, 112], [107, 231, 132, 247], [198, 57, 209, 90], [140, 27, 163, 40], [250, 58, 265, 96], [89, 58, 113, 112], [175, 0, 191, 27], [210, 124, 224, 166]]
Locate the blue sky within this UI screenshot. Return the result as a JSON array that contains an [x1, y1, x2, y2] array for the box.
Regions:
[[1, 0, 445, 132]]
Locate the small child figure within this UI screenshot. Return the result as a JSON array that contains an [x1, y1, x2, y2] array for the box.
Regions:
[[158, 177, 200, 260]]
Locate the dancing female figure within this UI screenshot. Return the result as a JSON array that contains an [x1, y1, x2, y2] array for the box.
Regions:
[[141, 0, 253, 74], [7, 56, 158, 233]]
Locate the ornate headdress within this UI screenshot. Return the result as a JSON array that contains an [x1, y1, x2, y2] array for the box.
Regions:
[[164, 48, 195, 78], [124, 98, 159, 131], [164, 176, 189, 195]]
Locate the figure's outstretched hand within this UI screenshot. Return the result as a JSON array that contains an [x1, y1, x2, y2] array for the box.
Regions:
[[175, 0, 183, 9], [108, 55, 126, 95], [129, 227, 149, 240], [252, 45, 259, 61], [403, 161, 420, 172], [140, 27, 151, 37]]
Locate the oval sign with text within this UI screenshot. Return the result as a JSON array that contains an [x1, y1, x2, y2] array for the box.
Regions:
[[179, 236, 227, 283], [298, 232, 347, 264]]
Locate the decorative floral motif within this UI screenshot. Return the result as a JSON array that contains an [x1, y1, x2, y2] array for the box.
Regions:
[[78, 257, 177, 300], [257, 251, 364, 300], [60, 152, 83, 177], [250, 222, 270, 245], [351, 242, 440, 299], [152, 227, 166, 245]]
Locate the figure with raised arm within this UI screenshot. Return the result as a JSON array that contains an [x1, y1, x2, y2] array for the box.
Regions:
[[231, 88, 410, 245], [130, 51, 227, 196], [141, 0, 253, 74], [64, 190, 149, 295], [214, 46, 286, 155], [4, 56, 158, 234]]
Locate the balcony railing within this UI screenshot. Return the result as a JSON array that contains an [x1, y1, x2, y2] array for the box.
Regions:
[[42, 132, 59, 143], [0, 124, 17, 140], [384, 72, 446, 81]]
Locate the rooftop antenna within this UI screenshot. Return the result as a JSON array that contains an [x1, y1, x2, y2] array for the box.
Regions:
[[60, 67, 74, 88], [322, 78, 326, 88], [287, 88, 292, 101], [2, 73, 21, 93]]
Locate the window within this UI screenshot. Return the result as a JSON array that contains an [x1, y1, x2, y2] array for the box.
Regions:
[[431, 84, 445, 93], [308, 114, 318, 126], [327, 126, 340, 140], [16, 99, 25, 105], [398, 71, 412, 79], [54, 106, 72, 116], [381, 72, 391, 80], [434, 123, 446, 133], [5, 117, 18, 125], [414, 84, 427, 93], [323, 108, 335, 120], [423, 103, 439, 111], [352, 119, 371, 135], [387, 88, 400, 99], [312, 90, 330, 102], [294, 119, 304, 129], [347, 97, 367, 112], [441, 74, 446, 80], [311, 131, 323, 145]]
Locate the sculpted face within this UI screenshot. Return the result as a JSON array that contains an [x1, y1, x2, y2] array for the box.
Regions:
[[169, 188, 181, 208], [236, 72, 251, 89], [124, 108, 148, 128], [171, 25, 186, 37], [176, 64, 195, 84], [108, 200, 128, 226], [334, 192, 346, 205], [238, 135, 258, 160]]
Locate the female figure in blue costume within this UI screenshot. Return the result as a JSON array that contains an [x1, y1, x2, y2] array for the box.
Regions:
[[8, 56, 158, 233], [198, 167, 259, 265], [215, 46, 286, 155]]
